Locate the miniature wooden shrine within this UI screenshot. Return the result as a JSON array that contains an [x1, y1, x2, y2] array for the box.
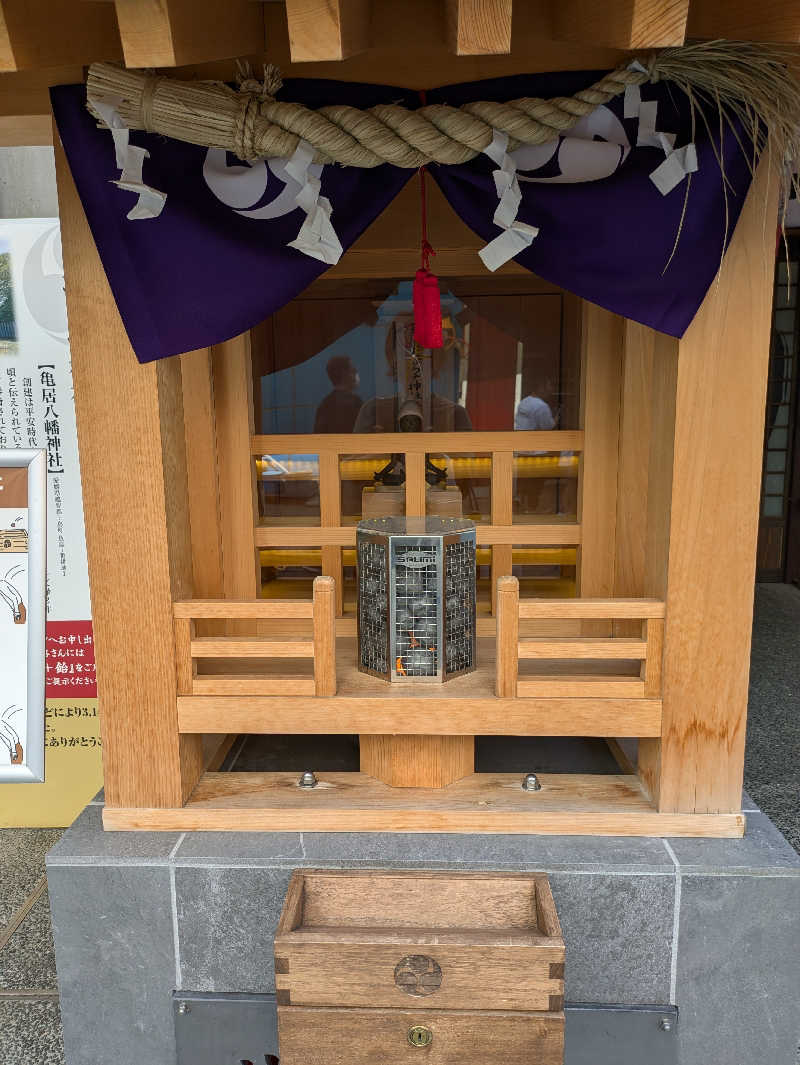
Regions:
[[8, 0, 782, 837]]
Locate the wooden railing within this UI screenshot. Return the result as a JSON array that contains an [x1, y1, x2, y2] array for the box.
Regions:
[[173, 575, 336, 698], [495, 577, 665, 700]]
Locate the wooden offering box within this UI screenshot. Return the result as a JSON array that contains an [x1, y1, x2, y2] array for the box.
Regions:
[[275, 870, 565, 1065]]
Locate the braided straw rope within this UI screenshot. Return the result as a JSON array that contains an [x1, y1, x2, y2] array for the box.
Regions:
[[87, 60, 652, 166], [86, 41, 800, 170]]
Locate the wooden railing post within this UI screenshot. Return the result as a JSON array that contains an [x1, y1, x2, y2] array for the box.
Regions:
[[491, 451, 514, 614], [174, 617, 195, 696], [641, 617, 664, 697], [495, 575, 519, 697], [313, 576, 337, 696]]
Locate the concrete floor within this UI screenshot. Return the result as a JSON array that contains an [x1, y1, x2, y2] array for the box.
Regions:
[[1, 582, 798, 1065]]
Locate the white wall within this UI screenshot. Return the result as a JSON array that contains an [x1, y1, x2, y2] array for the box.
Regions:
[[0, 146, 58, 218]]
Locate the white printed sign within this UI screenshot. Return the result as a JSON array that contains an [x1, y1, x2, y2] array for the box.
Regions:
[[0, 219, 90, 622]]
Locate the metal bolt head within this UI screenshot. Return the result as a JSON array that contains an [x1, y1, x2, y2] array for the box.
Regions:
[[177, 1002, 190, 1015], [298, 770, 318, 789], [659, 1018, 672, 1032], [522, 772, 542, 792]]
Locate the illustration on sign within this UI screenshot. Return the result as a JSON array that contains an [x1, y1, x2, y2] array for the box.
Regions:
[[0, 450, 46, 782]]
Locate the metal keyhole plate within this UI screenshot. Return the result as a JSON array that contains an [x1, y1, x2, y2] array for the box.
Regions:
[[407, 1025, 433, 1048]]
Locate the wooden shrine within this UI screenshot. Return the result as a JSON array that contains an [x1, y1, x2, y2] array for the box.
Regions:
[[7, 0, 783, 837]]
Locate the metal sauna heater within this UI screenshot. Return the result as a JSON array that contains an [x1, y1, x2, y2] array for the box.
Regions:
[[357, 516, 476, 682]]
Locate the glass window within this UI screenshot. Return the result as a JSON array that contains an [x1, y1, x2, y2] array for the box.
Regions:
[[260, 546, 321, 599], [513, 451, 578, 521], [512, 545, 577, 598], [252, 278, 577, 435], [427, 452, 491, 524], [341, 453, 395, 524], [257, 454, 320, 526]]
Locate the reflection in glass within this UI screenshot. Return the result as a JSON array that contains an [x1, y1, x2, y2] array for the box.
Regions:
[[512, 545, 577, 599], [427, 453, 491, 523], [340, 454, 394, 524], [260, 546, 321, 599], [512, 452, 579, 521], [257, 454, 320, 526], [253, 279, 577, 435]]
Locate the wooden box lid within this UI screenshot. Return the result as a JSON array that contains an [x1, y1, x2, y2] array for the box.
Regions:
[[274, 870, 565, 1012]]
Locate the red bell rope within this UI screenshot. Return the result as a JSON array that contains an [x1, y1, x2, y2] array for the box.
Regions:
[[419, 164, 435, 272], [412, 88, 443, 351]]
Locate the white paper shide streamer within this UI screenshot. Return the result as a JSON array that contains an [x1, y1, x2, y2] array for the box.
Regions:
[[625, 65, 699, 196], [88, 95, 167, 220], [285, 139, 343, 265], [478, 130, 539, 271]]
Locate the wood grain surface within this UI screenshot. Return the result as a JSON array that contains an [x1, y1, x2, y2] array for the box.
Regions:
[[277, 1006, 564, 1065]]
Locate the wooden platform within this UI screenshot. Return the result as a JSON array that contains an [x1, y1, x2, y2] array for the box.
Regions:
[[102, 771, 746, 836]]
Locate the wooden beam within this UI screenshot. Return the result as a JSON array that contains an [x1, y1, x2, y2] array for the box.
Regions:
[[103, 771, 746, 837], [55, 129, 202, 809], [0, 0, 121, 72], [0, 66, 82, 117], [687, 0, 800, 43], [654, 158, 779, 814], [285, 0, 370, 62], [550, 0, 689, 49], [239, 0, 628, 90], [445, 0, 512, 55], [177, 694, 663, 737], [113, 0, 263, 67], [254, 524, 582, 547], [0, 114, 51, 144]]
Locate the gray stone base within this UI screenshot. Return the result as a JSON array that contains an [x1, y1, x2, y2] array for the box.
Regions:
[[46, 794, 800, 1065]]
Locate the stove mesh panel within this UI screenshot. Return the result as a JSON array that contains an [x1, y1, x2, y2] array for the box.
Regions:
[[358, 537, 388, 675], [394, 544, 439, 678], [444, 537, 476, 678]]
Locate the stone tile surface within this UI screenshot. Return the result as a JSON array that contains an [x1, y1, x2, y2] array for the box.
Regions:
[[0, 998, 64, 1065], [301, 832, 674, 872], [175, 866, 292, 993], [548, 872, 675, 1004], [48, 864, 176, 1065], [0, 829, 62, 924], [45, 805, 180, 865], [668, 812, 800, 874], [0, 890, 58, 990], [677, 874, 800, 1065], [175, 832, 304, 863]]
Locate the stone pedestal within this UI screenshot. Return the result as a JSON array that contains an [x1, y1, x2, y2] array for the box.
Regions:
[[46, 793, 800, 1065]]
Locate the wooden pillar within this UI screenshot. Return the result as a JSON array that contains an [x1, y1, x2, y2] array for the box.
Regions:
[[404, 450, 426, 517], [577, 304, 624, 634], [180, 349, 224, 637], [55, 138, 202, 809], [211, 333, 260, 632], [645, 159, 778, 814]]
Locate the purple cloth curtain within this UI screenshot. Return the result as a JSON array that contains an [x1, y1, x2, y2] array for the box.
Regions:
[[427, 71, 755, 338], [51, 72, 757, 365]]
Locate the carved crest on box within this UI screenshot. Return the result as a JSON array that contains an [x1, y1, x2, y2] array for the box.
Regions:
[[394, 955, 443, 996]]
